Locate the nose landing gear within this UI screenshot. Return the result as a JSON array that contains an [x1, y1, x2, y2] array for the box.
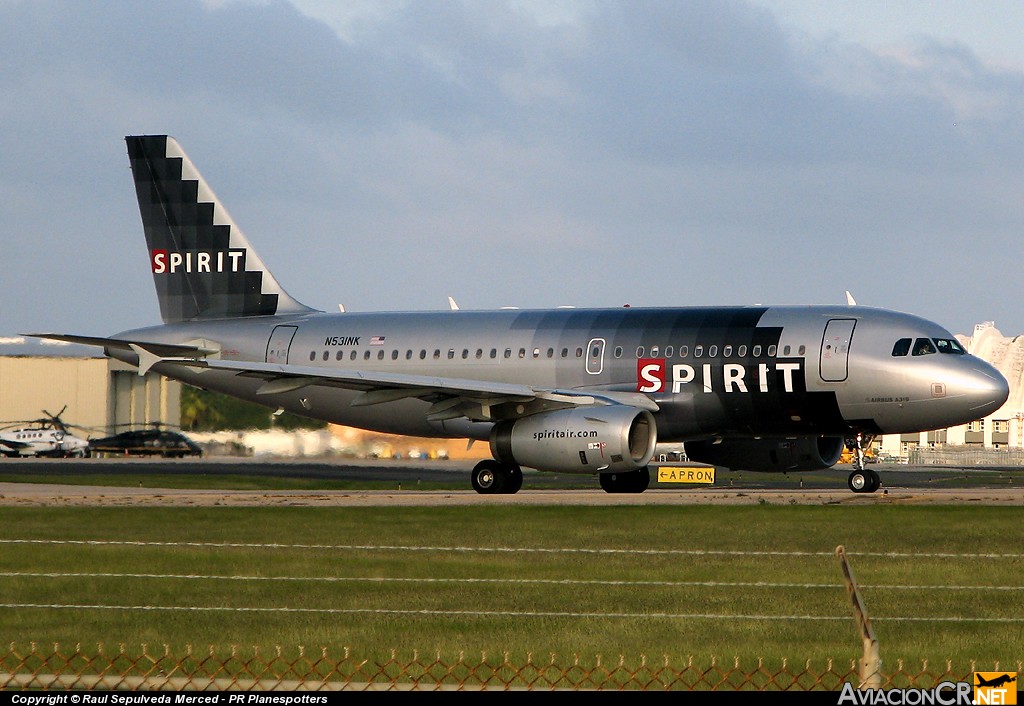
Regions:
[[845, 432, 880, 493]]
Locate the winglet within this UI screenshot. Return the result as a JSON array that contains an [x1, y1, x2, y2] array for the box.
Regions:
[[448, 296, 460, 311], [845, 291, 857, 306]]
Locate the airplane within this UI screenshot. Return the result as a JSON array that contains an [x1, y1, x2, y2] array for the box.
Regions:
[[975, 674, 1016, 688], [0, 407, 91, 458], [29, 135, 1009, 494]]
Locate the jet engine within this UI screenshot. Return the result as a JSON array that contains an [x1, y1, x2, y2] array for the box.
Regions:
[[684, 435, 845, 473], [490, 406, 657, 474]]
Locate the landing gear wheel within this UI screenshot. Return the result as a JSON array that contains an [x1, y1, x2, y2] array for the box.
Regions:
[[845, 431, 880, 493], [472, 460, 506, 495], [865, 469, 880, 493], [503, 465, 523, 494], [599, 466, 651, 493], [848, 469, 881, 493]]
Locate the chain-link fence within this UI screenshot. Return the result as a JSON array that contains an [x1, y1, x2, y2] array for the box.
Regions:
[[908, 445, 1024, 466], [2, 642, 1018, 691]]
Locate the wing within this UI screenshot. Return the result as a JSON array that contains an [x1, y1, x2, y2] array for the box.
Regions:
[[171, 358, 659, 423], [28, 333, 659, 423]]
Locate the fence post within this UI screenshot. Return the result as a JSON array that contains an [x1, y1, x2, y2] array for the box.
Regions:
[[836, 545, 882, 689]]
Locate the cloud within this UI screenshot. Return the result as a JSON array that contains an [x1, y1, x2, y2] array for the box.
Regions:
[[1, 0, 1023, 337]]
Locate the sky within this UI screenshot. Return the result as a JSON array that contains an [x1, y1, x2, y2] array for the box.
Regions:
[[2, 0, 1023, 339]]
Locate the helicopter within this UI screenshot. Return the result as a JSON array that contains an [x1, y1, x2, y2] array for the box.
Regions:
[[0, 407, 92, 458], [88, 421, 202, 458]]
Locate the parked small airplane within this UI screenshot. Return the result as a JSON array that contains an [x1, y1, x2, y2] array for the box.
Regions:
[[0, 407, 91, 458], [30, 136, 1010, 493]]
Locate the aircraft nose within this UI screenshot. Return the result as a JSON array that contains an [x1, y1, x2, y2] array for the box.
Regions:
[[952, 359, 1009, 418]]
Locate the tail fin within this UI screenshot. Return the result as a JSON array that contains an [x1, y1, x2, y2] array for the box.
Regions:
[[126, 135, 316, 323]]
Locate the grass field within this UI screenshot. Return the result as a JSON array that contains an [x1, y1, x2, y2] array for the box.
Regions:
[[1, 503, 1021, 676]]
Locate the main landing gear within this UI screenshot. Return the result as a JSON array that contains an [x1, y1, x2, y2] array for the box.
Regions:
[[471, 459, 523, 495], [599, 466, 651, 493], [846, 432, 880, 493]]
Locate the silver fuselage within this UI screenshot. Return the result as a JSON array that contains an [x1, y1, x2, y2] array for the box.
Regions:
[[110, 304, 1008, 443]]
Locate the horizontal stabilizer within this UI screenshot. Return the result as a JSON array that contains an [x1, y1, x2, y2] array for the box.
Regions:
[[25, 333, 218, 359]]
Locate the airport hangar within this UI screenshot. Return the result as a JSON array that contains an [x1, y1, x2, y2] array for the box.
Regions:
[[0, 337, 178, 435], [2, 320, 1024, 462]]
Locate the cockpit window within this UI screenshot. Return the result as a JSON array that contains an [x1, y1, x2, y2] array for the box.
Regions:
[[912, 338, 937, 356], [891, 338, 911, 357], [934, 338, 966, 355]]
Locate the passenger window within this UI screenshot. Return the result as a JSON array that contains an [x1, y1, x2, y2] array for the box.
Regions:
[[419, 350, 427, 360], [309, 352, 315, 362], [490, 349, 497, 359], [364, 351, 371, 360], [433, 349, 441, 359], [892, 338, 911, 356], [476, 349, 483, 359], [377, 350, 385, 360], [335, 351, 344, 361], [519, 348, 526, 358], [533, 348, 541, 358], [391, 350, 399, 360], [448, 349, 456, 359], [322, 351, 329, 361], [912, 338, 937, 356], [783, 345, 791, 356], [768, 345, 777, 357], [752, 345, 761, 357], [665, 346, 674, 357], [462, 349, 469, 359], [560, 348, 568, 358], [547, 348, 554, 358], [798, 345, 805, 355], [651, 346, 660, 357], [694, 345, 703, 357], [350, 351, 357, 361], [709, 345, 718, 357], [636, 346, 645, 358], [575, 347, 583, 358], [722, 345, 732, 357], [405, 350, 413, 360], [678, 345, 688, 357], [505, 348, 512, 359], [737, 345, 747, 357]]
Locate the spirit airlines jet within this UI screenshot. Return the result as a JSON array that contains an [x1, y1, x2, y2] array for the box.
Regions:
[[32, 136, 1009, 494]]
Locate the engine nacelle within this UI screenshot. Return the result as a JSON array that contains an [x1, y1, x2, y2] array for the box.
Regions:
[[490, 406, 657, 474], [684, 435, 844, 473]]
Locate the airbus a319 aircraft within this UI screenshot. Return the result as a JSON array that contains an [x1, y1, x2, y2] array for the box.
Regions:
[[32, 136, 1009, 494]]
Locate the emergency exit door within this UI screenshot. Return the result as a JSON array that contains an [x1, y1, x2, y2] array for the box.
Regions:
[[266, 325, 298, 364]]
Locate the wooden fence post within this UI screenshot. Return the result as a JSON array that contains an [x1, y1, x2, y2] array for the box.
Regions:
[[836, 545, 883, 688]]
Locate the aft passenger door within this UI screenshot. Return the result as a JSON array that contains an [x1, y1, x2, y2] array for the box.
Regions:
[[820, 319, 856, 382], [266, 325, 298, 364]]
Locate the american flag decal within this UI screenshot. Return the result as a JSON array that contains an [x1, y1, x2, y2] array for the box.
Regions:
[[370, 336, 386, 345]]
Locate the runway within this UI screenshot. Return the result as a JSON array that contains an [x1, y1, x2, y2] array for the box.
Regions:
[[0, 457, 1020, 506]]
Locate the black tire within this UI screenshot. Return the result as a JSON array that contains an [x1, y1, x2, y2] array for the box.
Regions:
[[848, 470, 870, 493], [471, 460, 506, 494], [502, 465, 524, 494], [866, 469, 881, 493], [600, 466, 650, 493]]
